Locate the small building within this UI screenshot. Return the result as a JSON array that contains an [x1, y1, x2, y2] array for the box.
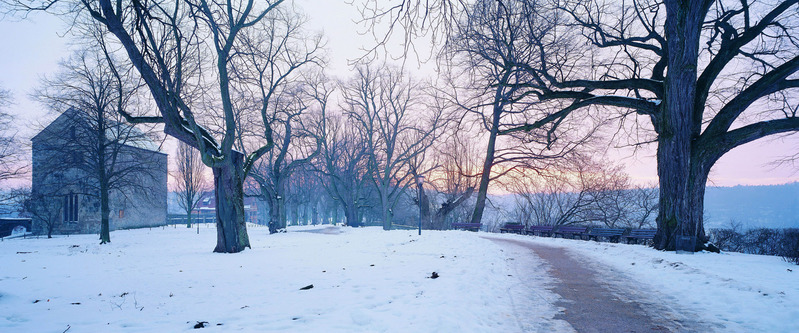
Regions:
[[30, 108, 168, 235], [192, 191, 262, 224]]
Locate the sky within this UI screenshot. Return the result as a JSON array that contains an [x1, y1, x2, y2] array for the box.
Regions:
[[1, 0, 798, 187]]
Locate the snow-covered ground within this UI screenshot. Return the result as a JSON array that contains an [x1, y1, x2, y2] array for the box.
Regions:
[[0, 225, 566, 332], [1, 225, 797, 332]]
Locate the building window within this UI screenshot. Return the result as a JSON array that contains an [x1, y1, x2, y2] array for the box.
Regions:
[[64, 193, 79, 223]]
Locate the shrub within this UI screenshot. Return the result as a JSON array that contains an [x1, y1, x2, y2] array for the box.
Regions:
[[779, 229, 799, 265], [709, 227, 799, 264], [710, 228, 743, 252], [742, 228, 781, 255]]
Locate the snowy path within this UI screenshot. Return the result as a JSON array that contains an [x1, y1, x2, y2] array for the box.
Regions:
[[484, 233, 799, 332], [486, 237, 674, 332]]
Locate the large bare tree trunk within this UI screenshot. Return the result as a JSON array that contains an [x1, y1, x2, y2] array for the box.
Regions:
[[344, 203, 361, 227], [470, 108, 501, 225], [212, 151, 250, 253], [268, 194, 286, 233], [653, 1, 706, 251]]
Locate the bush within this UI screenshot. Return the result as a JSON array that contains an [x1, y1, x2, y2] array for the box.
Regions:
[[742, 228, 782, 255], [779, 229, 799, 265], [709, 227, 799, 264], [710, 228, 743, 252]]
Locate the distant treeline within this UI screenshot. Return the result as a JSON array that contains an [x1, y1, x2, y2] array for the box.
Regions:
[[704, 182, 799, 229]]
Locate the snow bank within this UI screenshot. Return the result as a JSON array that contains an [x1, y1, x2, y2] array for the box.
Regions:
[[0, 225, 562, 332]]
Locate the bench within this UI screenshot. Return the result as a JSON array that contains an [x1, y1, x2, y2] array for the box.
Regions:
[[623, 229, 657, 244], [553, 226, 587, 239], [585, 228, 626, 242], [451, 223, 481, 232], [499, 223, 525, 234], [527, 225, 554, 237]]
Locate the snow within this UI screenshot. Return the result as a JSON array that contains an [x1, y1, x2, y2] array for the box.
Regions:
[[0, 225, 565, 332], [490, 233, 799, 332], [1, 225, 797, 332]]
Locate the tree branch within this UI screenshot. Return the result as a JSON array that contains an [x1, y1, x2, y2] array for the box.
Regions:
[[703, 55, 799, 138]]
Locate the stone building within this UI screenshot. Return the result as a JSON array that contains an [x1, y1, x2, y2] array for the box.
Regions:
[[30, 108, 168, 235]]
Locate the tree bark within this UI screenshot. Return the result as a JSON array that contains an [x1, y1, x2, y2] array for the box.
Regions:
[[212, 151, 250, 253], [382, 208, 393, 230], [99, 112, 110, 244], [332, 203, 339, 225], [311, 200, 319, 225], [267, 193, 286, 233], [344, 203, 360, 227], [381, 191, 393, 230], [470, 106, 501, 225], [100, 182, 111, 244], [436, 187, 474, 229], [653, 1, 706, 251], [291, 200, 299, 226], [418, 182, 432, 229]]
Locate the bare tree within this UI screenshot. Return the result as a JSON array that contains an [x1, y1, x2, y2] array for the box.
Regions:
[[172, 141, 207, 228], [316, 111, 373, 227], [34, 48, 164, 244], [340, 64, 445, 230], [582, 164, 633, 228], [249, 97, 321, 233], [499, 0, 799, 250], [301, 166, 325, 225], [225, 5, 324, 233], [581, 169, 657, 229], [510, 153, 658, 229], [440, 0, 596, 226], [20, 188, 64, 238], [361, 0, 799, 251], [7, 0, 300, 253], [0, 86, 26, 184], [509, 154, 620, 226], [282, 164, 320, 226], [510, 161, 594, 227], [413, 131, 478, 230], [628, 184, 658, 229]]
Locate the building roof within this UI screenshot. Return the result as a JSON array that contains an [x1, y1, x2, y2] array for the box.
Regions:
[[32, 107, 166, 155]]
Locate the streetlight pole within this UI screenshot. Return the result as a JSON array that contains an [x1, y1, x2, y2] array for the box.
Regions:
[[417, 175, 425, 236]]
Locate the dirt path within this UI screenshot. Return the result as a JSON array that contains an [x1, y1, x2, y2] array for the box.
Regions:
[[486, 237, 676, 333]]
